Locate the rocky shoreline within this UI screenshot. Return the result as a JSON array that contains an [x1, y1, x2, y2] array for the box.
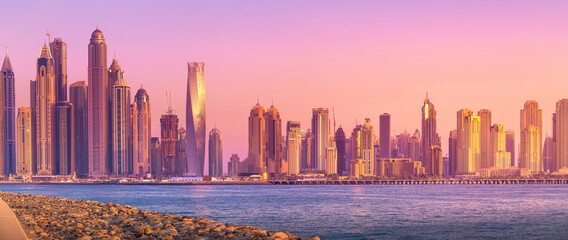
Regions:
[[0, 192, 318, 240]]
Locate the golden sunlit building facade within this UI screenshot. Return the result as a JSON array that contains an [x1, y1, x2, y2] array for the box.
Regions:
[[520, 100, 542, 172], [17, 107, 32, 177], [457, 109, 480, 175], [490, 124, 511, 169]]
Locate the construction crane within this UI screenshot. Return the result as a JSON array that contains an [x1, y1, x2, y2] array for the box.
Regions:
[[166, 91, 174, 114], [46, 27, 62, 43]]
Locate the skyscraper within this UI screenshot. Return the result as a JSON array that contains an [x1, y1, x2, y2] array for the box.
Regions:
[[448, 130, 458, 176], [70, 81, 88, 177], [176, 128, 187, 176], [335, 126, 346, 175], [161, 111, 179, 177], [265, 105, 282, 175], [88, 28, 109, 177], [351, 119, 375, 176], [30, 80, 37, 175], [543, 135, 553, 172], [379, 113, 391, 159], [301, 129, 313, 170], [228, 154, 240, 177], [326, 139, 338, 175], [409, 129, 421, 163], [430, 146, 443, 177], [312, 108, 329, 171], [50, 38, 67, 102], [208, 128, 223, 177], [520, 100, 542, 172], [422, 98, 441, 175], [17, 107, 32, 177], [150, 137, 161, 178], [186, 62, 206, 177], [2, 52, 15, 175], [286, 121, 301, 175], [490, 124, 510, 169], [553, 99, 568, 171], [36, 45, 56, 176], [457, 109, 480, 175], [505, 130, 515, 167], [111, 74, 131, 175], [242, 103, 266, 175], [56, 102, 73, 175], [396, 131, 410, 158], [132, 88, 151, 175], [478, 109, 492, 170]]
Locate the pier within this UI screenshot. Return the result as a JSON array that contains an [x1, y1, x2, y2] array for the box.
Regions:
[[269, 179, 568, 185]]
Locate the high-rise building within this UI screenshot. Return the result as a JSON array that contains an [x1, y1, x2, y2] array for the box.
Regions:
[[326, 139, 338, 175], [490, 124, 511, 169], [457, 109, 480, 175], [2, 53, 15, 175], [186, 62, 206, 177], [449, 130, 458, 176], [228, 154, 240, 177], [312, 108, 329, 171], [554, 99, 568, 171], [36, 45, 56, 176], [70, 81, 88, 177], [335, 126, 346, 175], [242, 103, 266, 175], [301, 129, 313, 170], [422, 98, 440, 175], [111, 73, 131, 176], [56, 102, 73, 175], [286, 121, 301, 175], [132, 88, 151, 176], [208, 128, 223, 177], [17, 107, 32, 177], [505, 130, 515, 167], [150, 137, 161, 178], [30, 80, 37, 175], [396, 131, 410, 158], [430, 146, 443, 177], [88, 28, 109, 177], [520, 101, 542, 172], [409, 129, 421, 163], [161, 111, 179, 177], [177, 128, 187, 176], [478, 109, 492, 170], [265, 105, 282, 175], [379, 113, 391, 159], [351, 118, 375, 176], [50, 38, 67, 102], [543, 135, 553, 172]]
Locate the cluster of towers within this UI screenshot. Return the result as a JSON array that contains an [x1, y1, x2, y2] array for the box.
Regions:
[[235, 97, 444, 178], [237, 97, 568, 179], [0, 28, 215, 179]]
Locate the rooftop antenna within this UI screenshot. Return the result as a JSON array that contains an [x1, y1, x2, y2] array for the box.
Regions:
[[46, 27, 62, 44], [257, 96, 259, 105], [166, 91, 174, 114], [426, 92, 429, 100]]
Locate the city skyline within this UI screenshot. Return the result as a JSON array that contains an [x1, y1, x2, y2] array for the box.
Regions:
[[3, 1, 568, 173]]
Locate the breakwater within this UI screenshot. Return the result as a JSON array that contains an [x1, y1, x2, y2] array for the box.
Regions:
[[0, 192, 317, 240]]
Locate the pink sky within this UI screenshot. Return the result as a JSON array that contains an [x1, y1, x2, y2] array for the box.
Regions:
[[1, 1, 568, 171]]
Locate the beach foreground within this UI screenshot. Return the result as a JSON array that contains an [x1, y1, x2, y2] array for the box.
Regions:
[[0, 192, 317, 240]]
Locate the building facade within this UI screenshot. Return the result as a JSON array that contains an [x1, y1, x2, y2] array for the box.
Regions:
[[554, 99, 568, 172], [265, 105, 282, 175], [17, 107, 32, 177], [70, 81, 88, 177], [2, 54, 15, 175], [161, 112, 179, 177], [520, 100, 542, 172], [422, 98, 440, 175], [186, 62, 206, 177], [111, 76, 131, 175], [36, 45, 56, 175], [457, 109, 480, 175], [208, 128, 223, 177], [505, 130, 515, 167], [380, 113, 391, 160], [56, 102, 73, 175], [490, 124, 511, 169], [286, 121, 301, 175], [132, 88, 151, 175], [88, 28, 110, 177]]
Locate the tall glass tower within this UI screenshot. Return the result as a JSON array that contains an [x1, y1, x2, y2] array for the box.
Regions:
[[186, 62, 206, 177]]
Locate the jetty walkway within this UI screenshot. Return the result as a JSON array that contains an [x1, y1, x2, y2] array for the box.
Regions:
[[270, 179, 568, 185], [0, 199, 28, 240]]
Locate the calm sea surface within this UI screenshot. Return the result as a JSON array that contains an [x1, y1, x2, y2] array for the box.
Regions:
[[1, 184, 568, 239]]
